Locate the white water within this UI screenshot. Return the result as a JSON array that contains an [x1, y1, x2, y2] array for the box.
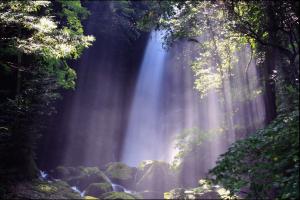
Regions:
[[39, 170, 86, 197], [121, 31, 167, 166], [39, 170, 48, 180], [71, 186, 86, 197]]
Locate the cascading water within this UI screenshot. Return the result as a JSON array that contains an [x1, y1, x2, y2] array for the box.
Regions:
[[38, 2, 266, 193], [121, 31, 167, 166], [71, 186, 86, 197]]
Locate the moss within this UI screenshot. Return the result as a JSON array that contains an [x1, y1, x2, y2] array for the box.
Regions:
[[35, 183, 58, 193], [138, 160, 154, 171], [4, 179, 82, 199], [99, 192, 139, 199], [135, 160, 177, 193], [51, 166, 110, 190], [164, 188, 185, 199], [85, 183, 113, 197], [84, 196, 98, 199], [105, 162, 134, 180], [104, 162, 136, 188], [164, 179, 237, 199], [79, 167, 100, 176]]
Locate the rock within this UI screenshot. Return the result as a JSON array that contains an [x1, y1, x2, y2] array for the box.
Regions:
[[164, 179, 233, 199], [140, 190, 164, 199], [138, 160, 154, 171], [104, 162, 136, 188], [112, 184, 125, 192], [51, 166, 71, 179], [164, 188, 185, 199], [85, 183, 113, 197], [51, 166, 110, 190], [196, 191, 221, 199], [84, 196, 98, 199], [6, 179, 82, 199], [135, 160, 177, 194], [99, 191, 139, 199], [67, 170, 110, 190]]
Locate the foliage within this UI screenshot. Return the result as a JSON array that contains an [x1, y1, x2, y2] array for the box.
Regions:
[[210, 109, 299, 199], [172, 127, 223, 168], [0, 0, 94, 180], [0, 0, 94, 89], [224, 1, 299, 76], [130, 0, 298, 104], [128, 2, 299, 199], [164, 179, 237, 199], [0, 69, 60, 179]]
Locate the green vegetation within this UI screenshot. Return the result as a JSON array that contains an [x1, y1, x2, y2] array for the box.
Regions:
[[172, 128, 224, 168], [2, 179, 82, 199], [164, 179, 238, 199], [99, 191, 139, 199], [210, 109, 299, 199], [136, 160, 177, 197], [105, 162, 135, 182], [0, 0, 94, 181], [85, 183, 113, 197], [125, 0, 299, 199], [0, 1, 298, 199], [51, 166, 110, 190]]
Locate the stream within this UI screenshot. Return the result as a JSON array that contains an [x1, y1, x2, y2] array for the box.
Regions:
[[39, 170, 133, 197]]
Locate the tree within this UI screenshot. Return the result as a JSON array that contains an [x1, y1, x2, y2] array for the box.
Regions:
[[126, 1, 299, 198], [223, 0, 299, 123], [0, 0, 94, 180]]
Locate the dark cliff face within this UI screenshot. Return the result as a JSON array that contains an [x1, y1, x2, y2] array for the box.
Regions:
[[37, 1, 149, 169]]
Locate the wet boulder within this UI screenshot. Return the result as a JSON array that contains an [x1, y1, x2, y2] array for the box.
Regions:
[[85, 183, 113, 197], [164, 188, 185, 199], [51, 166, 110, 190], [7, 179, 82, 199], [135, 160, 178, 196], [99, 191, 140, 199], [104, 162, 136, 189], [196, 191, 221, 199], [164, 179, 234, 199], [50, 166, 75, 180]]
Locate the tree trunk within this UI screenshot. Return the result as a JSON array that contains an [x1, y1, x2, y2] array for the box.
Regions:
[[263, 2, 277, 124]]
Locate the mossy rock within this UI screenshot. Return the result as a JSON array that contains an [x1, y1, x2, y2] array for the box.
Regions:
[[99, 192, 139, 199], [138, 160, 155, 171], [140, 190, 164, 199], [196, 191, 221, 199], [6, 179, 82, 199], [85, 183, 113, 197], [104, 162, 136, 188], [135, 160, 177, 193], [84, 196, 98, 199], [67, 171, 110, 190], [164, 179, 235, 199], [51, 166, 110, 190], [164, 188, 185, 199]]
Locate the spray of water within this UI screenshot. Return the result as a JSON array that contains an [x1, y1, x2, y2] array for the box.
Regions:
[[121, 31, 167, 166]]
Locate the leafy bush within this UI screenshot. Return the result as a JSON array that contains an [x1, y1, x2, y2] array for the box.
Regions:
[[210, 110, 299, 199]]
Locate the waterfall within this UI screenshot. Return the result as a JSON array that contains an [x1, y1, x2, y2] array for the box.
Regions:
[[121, 31, 167, 166], [71, 186, 86, 197]]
